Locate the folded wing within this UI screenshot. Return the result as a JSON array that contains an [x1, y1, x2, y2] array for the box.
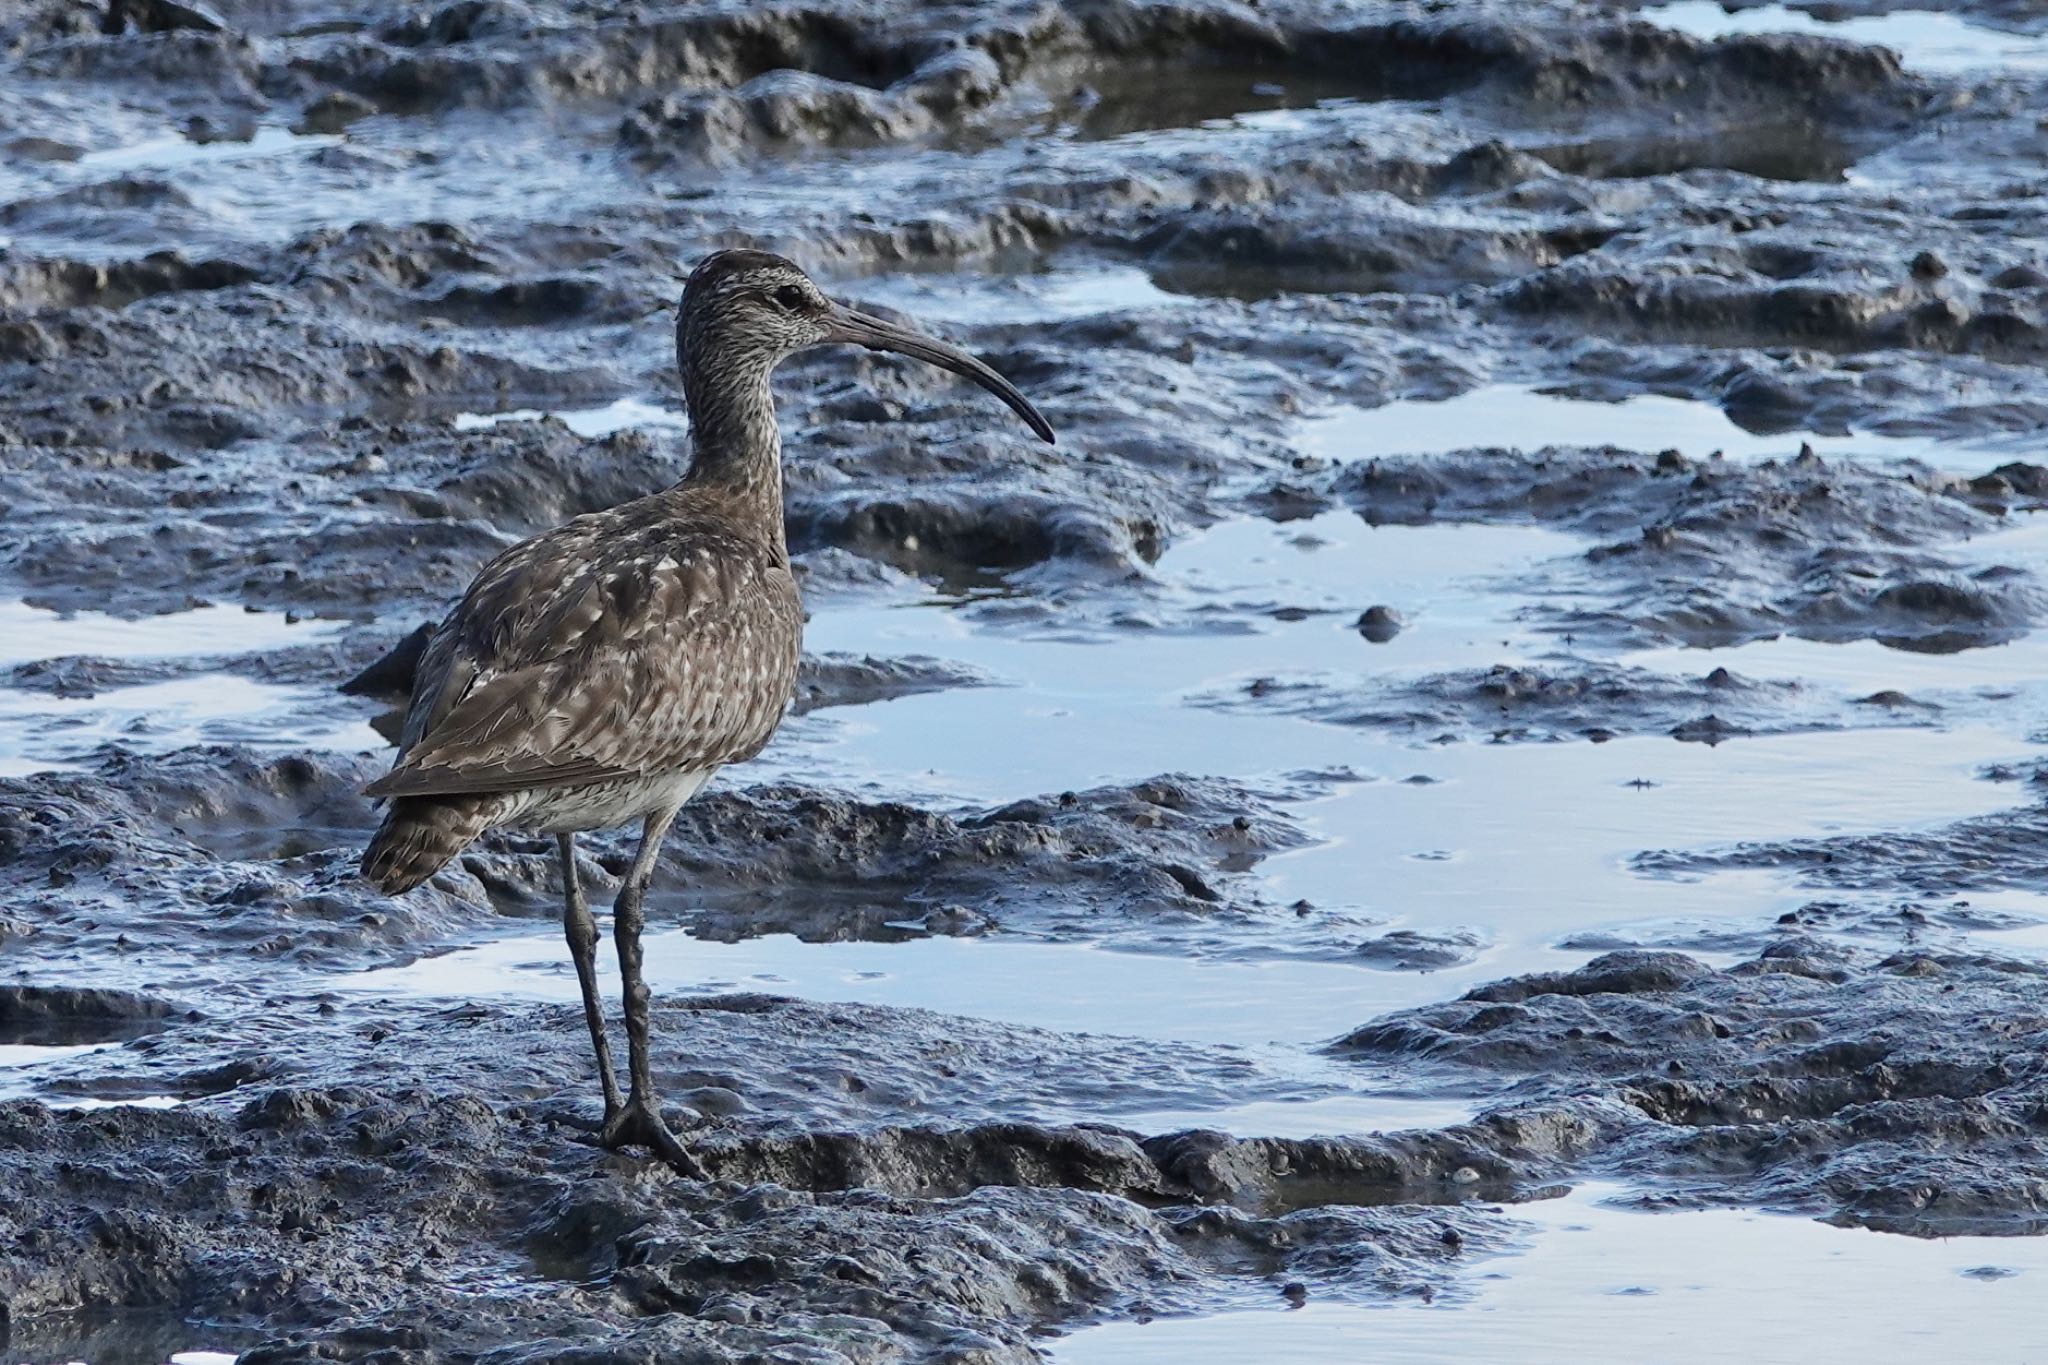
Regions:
[[365, 518, 802, 801]]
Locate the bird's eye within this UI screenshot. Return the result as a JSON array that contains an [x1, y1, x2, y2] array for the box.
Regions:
[[772, 284, 807, 311]]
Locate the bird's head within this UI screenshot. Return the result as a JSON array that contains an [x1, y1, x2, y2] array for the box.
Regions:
[[677, 249, 1055, 444]]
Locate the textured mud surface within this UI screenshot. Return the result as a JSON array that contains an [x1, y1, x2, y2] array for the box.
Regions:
[[6, 0, 2048, 1360]]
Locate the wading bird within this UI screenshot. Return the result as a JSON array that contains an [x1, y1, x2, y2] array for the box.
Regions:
[[361, 249, 1054, 1170]]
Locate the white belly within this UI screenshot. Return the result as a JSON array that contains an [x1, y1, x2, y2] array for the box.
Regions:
[[504, 767, 717, 835]]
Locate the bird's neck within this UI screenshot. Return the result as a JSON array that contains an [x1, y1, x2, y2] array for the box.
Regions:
[[678, 355, 787, 548]]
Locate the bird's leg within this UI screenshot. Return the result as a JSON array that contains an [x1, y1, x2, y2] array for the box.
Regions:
[[600, 806, 706, 1178], [559, 833, 624, 1123]]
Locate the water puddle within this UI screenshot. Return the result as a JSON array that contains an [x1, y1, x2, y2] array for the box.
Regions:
[[343, 930, 1491, 1134], [789, 515, 1584, 794], [1155, 512, 1583, 612], [347, 931, 1464, 1048], [46, 1094, 185, 1112], [855, 264, 1186, 324], [0, 600, 343, 670], [0, 676, 382, 775], [0, 1041, 114, 1072], [789, 547, 2031, 976], [4, 110, 637, 262], [450, 397, 689, 439], [1963, 893, 2048, 955], [1623, 630, 2048, 695], [1111, 1091, 1482, 1138], [1643, 3, 2048, 75], [1054, 1180, 2048, 1363], [1296, 383, 2024, 467], [344, 726, 2018, 1052], [76, 125, 342, 173], [1270, 726, 2024, 938], [1061, 70, 1375, 142], [0, 1319, 251, 1365], [0, 1042, 126, 1108], [1527, 121, 1858, 182]]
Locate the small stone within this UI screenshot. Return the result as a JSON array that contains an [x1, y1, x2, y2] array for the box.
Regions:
[[297, 91, 378, 136], [1910, 250, 1949, 280], [1356, 605, 1404, 643]]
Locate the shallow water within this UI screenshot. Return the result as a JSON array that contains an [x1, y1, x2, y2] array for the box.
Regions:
[[0, 601, 344, 669], [1644, 3, 2048, 75], [0, 1332, 249, 1365], [0, 600, 370, 773], [857, 264, 1189, 324], [73, 125, 342, 174], [0, 1041, 114, 1072], [451, 397, 689, 439], [1054, 1181, 2048, 1364], [350, 931, 1469, 1048], [1298, 383, 2034, 468], [0, 676, 382, 776], [347, 932, 1492, 1134]]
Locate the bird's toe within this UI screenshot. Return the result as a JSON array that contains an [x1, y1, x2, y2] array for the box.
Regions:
[[600, 1097, 707, 1179]]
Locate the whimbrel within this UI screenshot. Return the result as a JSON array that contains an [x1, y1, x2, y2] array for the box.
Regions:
[[361, 249, 1054, 1169]]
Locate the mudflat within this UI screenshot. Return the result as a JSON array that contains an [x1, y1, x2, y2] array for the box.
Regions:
[[4, 1, 2048, 1361]]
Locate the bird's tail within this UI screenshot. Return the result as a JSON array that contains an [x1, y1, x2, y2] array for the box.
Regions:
[[361, 795, 503, 895]]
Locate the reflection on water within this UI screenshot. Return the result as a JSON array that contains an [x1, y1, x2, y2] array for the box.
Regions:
[[0, 675, 382, 776], [450, 396, 688, 438], [343, 929, 1486, 1134], [76, 125, 340, 172], [855, 264, 1185, 324], [0, 1314, 250, 1365], [1111, 1091, 1481, 1138], [1528, 120, 1858, 182], [1054, 1181, 2048, 1364], [347, 930, 1460, 1047], [1296, 383, 2026, 467], [0, 1041, 116, 1072], [45, 1094, 184, 1112], [1644, 2, 2048, 75], [0, 600, 344, 670], [1061, 70, 1374, 142]]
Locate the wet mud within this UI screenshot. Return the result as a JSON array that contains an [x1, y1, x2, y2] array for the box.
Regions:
[[1340, 941, 2048, 1236], [5, 0, 2048, 1359]]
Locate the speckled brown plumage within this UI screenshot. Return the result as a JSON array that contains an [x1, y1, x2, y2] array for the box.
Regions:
[[359, 486, 801, 892], [365, 491, 800, 831], [358, 247, 1053, 1170]]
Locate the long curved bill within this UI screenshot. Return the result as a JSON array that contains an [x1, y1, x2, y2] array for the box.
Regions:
[[823, 303, 1056, 445]]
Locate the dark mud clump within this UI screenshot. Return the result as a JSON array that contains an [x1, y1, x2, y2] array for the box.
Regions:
[[1263, 446, 2046, 652], [0, 747, 492, 967], [0, 992, 1508, 1362], [0, 984, 179, 1045], [791, 650, 997, 713], [1636, 792, 2048, 897], [1206, 661, 1853, 744], [1338, 941, 2048, 1235], [2, 746, 1316, 968], [559, 772, 1316, 947]]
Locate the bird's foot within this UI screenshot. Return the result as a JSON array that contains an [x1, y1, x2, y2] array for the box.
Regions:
[[601, 1095, 707, 1179]]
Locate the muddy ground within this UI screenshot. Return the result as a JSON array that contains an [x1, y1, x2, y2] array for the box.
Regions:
[[4, 0, 2048, 1360]]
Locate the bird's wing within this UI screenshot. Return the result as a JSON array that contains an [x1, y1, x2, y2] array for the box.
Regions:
[[364, 515, 803, 800]]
